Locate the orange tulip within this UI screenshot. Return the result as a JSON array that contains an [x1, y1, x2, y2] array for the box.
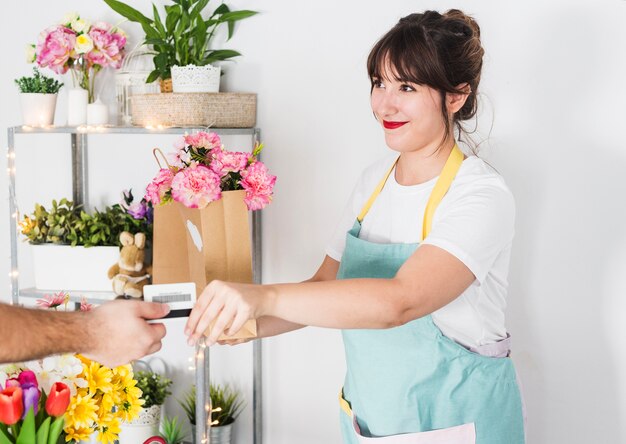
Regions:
[[45, 382, 70, 417], [0, 386, 24, 425]]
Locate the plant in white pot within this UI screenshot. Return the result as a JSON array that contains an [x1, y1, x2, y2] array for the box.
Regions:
[[19, 191, 153, 292], [179, 383, 244, 444], [118, 369, 173, 443], [104, 0, 257, 93], [15, 67, 63, 126]]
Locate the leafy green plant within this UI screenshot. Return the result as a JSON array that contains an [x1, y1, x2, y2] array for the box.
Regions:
[[135, 371, 173, 408], [179, 383, 244, 427], [14, 67, 64, 94], [20, 197, 153, 247], [103, 0, 257, 82], [160, 415, 187, 444]]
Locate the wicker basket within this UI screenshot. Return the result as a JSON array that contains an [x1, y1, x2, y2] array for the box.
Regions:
[[130, 92, 256, 128]]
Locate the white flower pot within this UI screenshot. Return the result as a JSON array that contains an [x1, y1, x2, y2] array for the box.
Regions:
[[32, 244, 120, 292], [118, 405, 162, 444], [19, 93, 58, 126], [171, 64, 221, 93]]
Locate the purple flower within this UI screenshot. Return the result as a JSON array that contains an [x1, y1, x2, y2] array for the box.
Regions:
[[21, 383, 40, 418], [127, 200, 148, 220], [17, 371, 38, 389]]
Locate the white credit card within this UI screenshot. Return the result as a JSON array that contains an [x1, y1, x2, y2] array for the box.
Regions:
[[143, 282, 196, 319]]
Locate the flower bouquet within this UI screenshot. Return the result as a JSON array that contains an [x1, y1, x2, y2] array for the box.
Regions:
[[0, 296, 143, 443], [29, 12, 127, 103], [146, 132, 275, 339]]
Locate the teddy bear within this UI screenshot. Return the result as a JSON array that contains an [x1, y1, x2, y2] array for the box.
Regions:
[[107, 231, 152, 298]]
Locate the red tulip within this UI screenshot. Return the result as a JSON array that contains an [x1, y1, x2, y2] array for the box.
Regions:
[[143, 438, 166, 444], [0, 386, 24, 425], [45, 382, 70, 417]]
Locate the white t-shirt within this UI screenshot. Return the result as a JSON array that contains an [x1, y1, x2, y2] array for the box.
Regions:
[[326, 153, 515, 349]]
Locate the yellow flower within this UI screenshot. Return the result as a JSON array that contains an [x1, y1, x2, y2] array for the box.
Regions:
[[64, 426, 93, 442], [97, 393, 115, 419], [64, 393, 98, 431], [96, 415, 121, 444], [85, 361, 113, 394]]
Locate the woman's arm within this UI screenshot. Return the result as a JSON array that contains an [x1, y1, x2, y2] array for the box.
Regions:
[[217, 255, 340, 344], [186, 245, 474, 345]]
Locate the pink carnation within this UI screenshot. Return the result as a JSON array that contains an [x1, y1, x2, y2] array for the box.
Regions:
[[36, 26, 77, 74], [167, 138, 190, 167], [171, 165, 221, 209], [184, 132, 221, 150], [145, 168, 174, 206], [240, 161, 276, 211], [210, 149, 251, 177]]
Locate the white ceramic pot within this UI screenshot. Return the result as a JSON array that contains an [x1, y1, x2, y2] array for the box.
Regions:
[[32, 244, 120, 292], [171, 64, 220, 93], [19, 93, 58, 126], [118, 405, 162, 444]]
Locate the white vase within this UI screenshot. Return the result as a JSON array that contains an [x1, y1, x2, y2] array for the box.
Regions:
[[19, 93, 58, 126], [67, 87, 88, 125], [31, 244, 120, 292], [118, 405, 162, 444], [171, 64, 221, 93]]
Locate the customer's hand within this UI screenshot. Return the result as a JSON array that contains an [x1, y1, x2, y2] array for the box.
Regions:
[[83, 300, 169, 367]]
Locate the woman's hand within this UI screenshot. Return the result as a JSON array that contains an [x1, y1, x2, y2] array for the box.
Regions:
[[185, 280, 272, 346]]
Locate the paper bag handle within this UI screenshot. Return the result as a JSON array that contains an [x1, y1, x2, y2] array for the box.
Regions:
[[153, 147, 173, 170]]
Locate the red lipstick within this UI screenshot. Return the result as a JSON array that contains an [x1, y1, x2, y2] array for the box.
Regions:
[[383, 120, 408, 129]]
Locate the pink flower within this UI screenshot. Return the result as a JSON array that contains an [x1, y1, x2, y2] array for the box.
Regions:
[[87, 26, 125, 69], [145, 168, 175, 206], [171, 165, 221, 209], [36, 26, 77, 74], [167, 138, 190, 168], [240, 161, 277, 210], [80, 297, 93, 312], [17, 371, 38, 389], [210, 149, 251, 177], [36, 292, 69, 309], [183, 132, 221, 150]]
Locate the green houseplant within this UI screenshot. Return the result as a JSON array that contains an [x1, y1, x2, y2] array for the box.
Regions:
[[179, 383, 244, 444], [20, 193, 153, 292], [15, 67, 63, 126], [103, 0, 257, 91], [119, 370, 174, 444]]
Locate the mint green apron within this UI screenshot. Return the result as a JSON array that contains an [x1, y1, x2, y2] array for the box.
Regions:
[[337, 146, 525, 444]]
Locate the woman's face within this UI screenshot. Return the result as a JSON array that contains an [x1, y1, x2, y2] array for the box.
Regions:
[[370, 69, 447, 154]]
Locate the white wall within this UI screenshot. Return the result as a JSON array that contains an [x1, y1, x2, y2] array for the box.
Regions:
[[2, 0, 626, 443]]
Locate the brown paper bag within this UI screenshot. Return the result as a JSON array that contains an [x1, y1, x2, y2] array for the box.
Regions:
[[152, 190, 257, 339]]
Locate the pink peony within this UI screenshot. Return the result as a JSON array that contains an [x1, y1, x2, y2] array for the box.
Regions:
[[87, 26, 126, 68], [171, 165, 222, 209], [184, 132, 221, 150], [240, 161, 277, 210], [210, 149, 251, 177], [145, 168, 174, 206], [36, 26, 77, 74]]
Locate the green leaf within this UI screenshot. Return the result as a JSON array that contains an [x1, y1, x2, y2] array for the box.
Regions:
[[0, 427, 12, 444], [47, 417, 64, 444], [203, 49, 241, 64], [146, 70, 160, 83], [103, 0, 153, 25], [165, 8, 181, 34], [36, 418, 50, 444], [16, 408, 35, 444]]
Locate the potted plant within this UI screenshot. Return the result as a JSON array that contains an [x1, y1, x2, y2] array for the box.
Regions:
[[19, 192, 153, 292], [179, 383, 244, 444], [15, 67, 63, 126], [118, 370, 173, 444], [103, 0, 257, 92]]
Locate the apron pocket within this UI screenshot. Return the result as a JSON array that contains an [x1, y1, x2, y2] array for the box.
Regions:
[[348, 414, 475, 444]]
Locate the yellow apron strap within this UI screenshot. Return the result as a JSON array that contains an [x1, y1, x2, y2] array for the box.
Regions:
[[339, 390, 353, 416], [421, 144, 464, 241], [356, 145, 464, 238], [357, 158, 399, 223]]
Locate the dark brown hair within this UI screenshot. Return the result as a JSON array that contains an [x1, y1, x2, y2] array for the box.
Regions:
[[367, 10, 484, 149]]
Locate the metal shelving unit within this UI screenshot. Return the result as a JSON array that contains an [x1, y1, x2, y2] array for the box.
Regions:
[[7, 125, 263, 444]]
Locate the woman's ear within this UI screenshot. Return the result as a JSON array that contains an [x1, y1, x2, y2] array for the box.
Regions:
[[446, 83, 471, 114]]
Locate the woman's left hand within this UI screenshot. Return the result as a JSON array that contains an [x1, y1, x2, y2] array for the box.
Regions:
[[184, 280, 270, 346]]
